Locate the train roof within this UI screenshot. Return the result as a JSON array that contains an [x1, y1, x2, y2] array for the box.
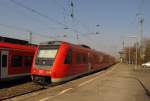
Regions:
[[0, 36, 29, 45], [78, 44, 91, 49], [40, 41, 91, 49], [0, 41, 36, 51], [40, 41, 62, 45], [39, 41, 114, 58]]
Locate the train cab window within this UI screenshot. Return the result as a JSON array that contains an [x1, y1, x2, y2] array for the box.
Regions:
[[24, 56, 33, 67], [77, 53, 81, 64], [64, 50, 72, 64], [35, 47, 59, 67], [11, 55, 23, 67]]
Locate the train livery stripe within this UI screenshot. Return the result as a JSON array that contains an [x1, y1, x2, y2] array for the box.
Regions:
[[51, 65, 110, 83], [7, 73, 30, 78], [52, 71, 89, 83]]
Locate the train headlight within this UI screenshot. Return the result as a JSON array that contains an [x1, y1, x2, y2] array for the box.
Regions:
[[46, 71, 51, 75], [33, 69, 36, 73]]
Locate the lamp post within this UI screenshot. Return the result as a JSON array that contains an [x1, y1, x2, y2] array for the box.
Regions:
[[128, 36, 138, 69], [137, 14, 144, 62], [129, 46, 131, 64]]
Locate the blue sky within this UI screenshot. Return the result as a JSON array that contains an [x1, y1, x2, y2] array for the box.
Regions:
[[0, 0, 150, 57]]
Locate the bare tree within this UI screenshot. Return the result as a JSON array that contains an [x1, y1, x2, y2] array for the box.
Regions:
[[144, 39, 150, 62]]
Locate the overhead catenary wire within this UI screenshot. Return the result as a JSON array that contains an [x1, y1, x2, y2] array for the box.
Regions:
[[7, 0, 96, 43], [51, 0, 90, 34], [9, 0, 68, 27], [0, 23, 58, 40], [51, 0, 69, 25], [0, 0, 64, 32], [53, 0, 89, 32], [0, 23, 30, 32], [52, 0, 67, 13], [70, 0, 74, 19], [67, 0, 93, 37], [9, 0, 85, 36]]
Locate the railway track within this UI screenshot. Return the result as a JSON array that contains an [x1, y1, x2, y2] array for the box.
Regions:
[[0, 81, 45, 101], [0, 65, 114, 101]]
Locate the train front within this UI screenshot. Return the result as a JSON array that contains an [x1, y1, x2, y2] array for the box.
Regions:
[[31, 42, 60, 85]]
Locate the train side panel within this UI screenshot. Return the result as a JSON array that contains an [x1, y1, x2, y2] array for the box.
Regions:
[[51, 44, 90, 82], [0, 42, 36, 80], [8, 50, 34, 76], [51, 43, 71, 78]]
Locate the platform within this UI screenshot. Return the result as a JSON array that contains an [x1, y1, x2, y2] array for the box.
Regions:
[[5, 63, 150, 101]]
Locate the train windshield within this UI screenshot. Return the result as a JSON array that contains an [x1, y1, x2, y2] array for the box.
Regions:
[[38, 50, 57, 58], [35, 45, 59, 68]]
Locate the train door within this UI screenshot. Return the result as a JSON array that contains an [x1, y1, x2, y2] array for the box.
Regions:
[[1, 51, 8, 78]]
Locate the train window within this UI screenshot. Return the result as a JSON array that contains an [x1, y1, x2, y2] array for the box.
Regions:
[[11, 55, 23, 67], [24, 56, 33, 67], [2, 55, 7, 67], [64, 50, 72, 64], [77, 53, 81, 64]]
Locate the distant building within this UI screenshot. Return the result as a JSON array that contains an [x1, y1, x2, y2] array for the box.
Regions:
[[119, 50, 126, 63]]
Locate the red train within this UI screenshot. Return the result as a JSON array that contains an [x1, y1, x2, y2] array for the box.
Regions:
[[31, 41, 115, 84], [0, 36, 36, 81]]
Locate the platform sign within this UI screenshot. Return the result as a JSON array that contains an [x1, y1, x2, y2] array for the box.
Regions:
[[1, 51, 8, 78]]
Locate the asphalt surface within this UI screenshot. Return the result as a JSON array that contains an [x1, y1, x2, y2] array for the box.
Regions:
[[5, 63, 150, 101]]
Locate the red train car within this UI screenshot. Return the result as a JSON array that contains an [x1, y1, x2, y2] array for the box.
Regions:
[[31, 41, 115, 84], [0, 36, 36, 81]]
